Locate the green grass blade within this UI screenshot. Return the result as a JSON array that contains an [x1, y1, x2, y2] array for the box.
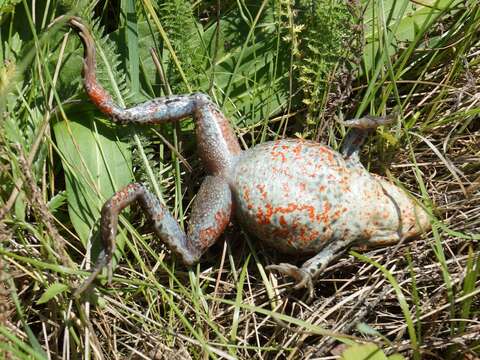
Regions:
[[120, 0, 140, 93], [352, 251, 420, 359]]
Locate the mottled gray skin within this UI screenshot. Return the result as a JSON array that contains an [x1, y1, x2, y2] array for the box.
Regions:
[[234, 140, 392, 254], [69, 18, 430, 296]]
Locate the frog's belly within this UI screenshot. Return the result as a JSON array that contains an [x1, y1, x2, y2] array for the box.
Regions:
[[232, 139, 369, 254]]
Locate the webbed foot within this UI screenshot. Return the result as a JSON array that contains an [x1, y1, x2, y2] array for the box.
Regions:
[[338, 112, 398, 129], [266, 263, 314, 298]]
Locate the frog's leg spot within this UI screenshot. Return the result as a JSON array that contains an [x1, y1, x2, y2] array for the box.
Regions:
[[74, 177, 232, 296], [339, 113, 396, 168]]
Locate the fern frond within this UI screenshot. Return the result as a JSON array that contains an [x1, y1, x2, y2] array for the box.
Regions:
[[277, 0, 360, 130], [157, 0, 206, 93]]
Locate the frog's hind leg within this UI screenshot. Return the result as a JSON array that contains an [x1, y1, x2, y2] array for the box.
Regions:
[[339, 114, 396, 167], [75, 177, 232, 296], [69, 17, 241, 176], [267, 239, 353, 298]]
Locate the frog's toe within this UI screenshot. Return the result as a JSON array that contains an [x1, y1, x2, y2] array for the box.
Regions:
[[266, 262, 301, 279], [293, 273, 314, 296], [74, 251, 110, 297], [267, 263, 314, 296]]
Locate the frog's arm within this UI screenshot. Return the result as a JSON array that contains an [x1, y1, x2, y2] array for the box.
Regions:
[[339, 114, 396, 167]]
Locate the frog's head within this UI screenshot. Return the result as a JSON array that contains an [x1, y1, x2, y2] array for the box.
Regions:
[[377, 178, 431, 239]]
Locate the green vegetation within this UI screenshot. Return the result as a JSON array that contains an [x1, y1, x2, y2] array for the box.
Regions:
[[0, 0, 479, 358]]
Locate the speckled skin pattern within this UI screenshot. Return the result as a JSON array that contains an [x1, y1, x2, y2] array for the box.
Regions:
[[235, 140, 397, 254], [69, 18, 430, 295]]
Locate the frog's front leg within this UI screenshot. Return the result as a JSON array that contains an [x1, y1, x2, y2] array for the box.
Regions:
[[75, 177, 232, 296], [267, 239, 352, 298], [339, 113, 396, 167]]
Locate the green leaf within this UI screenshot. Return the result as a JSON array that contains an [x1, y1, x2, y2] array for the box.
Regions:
[[341, 343, 405, 360], [206, 4, 290, 125], [47, 190, 67, 212], [381, 131, 399, 147], [230, 255, 250, 354], [388, 355, 406, 360], [36, 282, 68, 304], [356, 322, 382, 336], [57, 17, 134, 105], [53, 108, 133, 263], [107, 6, 289, 126], [135, 2, 290, 125], [0, 0, 21, 17], [458, 247, 480, 333], [109, 19, 160, 102], [120, 0, 140, 93], [352, 251, 420, 358]]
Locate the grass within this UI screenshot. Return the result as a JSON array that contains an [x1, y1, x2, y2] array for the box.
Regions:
[[0, 0, 479, 359]]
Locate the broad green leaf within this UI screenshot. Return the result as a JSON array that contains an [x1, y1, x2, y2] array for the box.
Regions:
[[207, 4, 289, 125], [120, 0, 140, 93], [36, 282, 68, 304], [53, 108, 133, 263], [341, 343, 405, 360], [14, 192, 26, 221], [109, 20, 159, 104], [388, 355, 406, 360]]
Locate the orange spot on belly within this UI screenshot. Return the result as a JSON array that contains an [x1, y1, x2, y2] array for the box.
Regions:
[[262, 203, 317, 224], [256, 203, 274, 225], [271, 150, 286, 162], [293, 144, 302, 156], [256, 184, 267, 199]]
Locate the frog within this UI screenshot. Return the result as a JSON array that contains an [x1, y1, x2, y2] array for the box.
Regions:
[[69, 17, 430, 296]]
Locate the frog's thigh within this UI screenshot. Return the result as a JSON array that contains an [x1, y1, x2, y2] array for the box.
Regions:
[[187, 176, 233, 256]]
